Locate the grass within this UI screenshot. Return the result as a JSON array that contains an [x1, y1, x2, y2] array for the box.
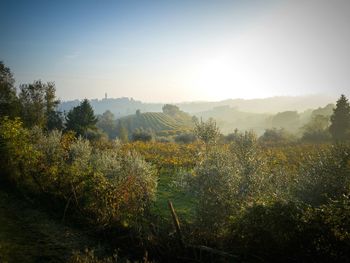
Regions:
[[152, 170, 196, 223]]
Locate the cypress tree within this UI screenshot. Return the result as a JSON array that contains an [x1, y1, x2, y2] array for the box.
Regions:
[[66, 99, 97, 137], [329, 94, 350, 141]]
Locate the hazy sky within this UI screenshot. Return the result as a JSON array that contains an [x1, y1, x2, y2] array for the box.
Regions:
[[1, 0, 350, 102]]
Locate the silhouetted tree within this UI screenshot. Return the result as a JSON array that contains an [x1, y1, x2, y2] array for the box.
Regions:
[[66, 99, 97, 137], [329, 94, 350, 141], [19, 81, 60, 128], [0, 61, 19, 118], [47, 110, 64, 130]]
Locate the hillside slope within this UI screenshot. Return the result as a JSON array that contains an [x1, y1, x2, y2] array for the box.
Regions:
[[118, 112, 193, 134]]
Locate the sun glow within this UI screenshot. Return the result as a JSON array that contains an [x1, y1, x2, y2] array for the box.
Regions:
[[190, 56, 236, 100]]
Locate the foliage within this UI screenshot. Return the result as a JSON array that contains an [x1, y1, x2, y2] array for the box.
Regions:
[[122, 141, 199, 170], [19, 80, 61, 129], [97, 110, 117, 139], [0, 117, 37, 185], [190, 130, 270, 238], [302, 114, 331, 142], [132, 128, 153, 142], [193, 118, 220, 145], [271, 110, 300, 132], [228, 201, 306, 261], [68, 249, 118, 263], [0, 119, 157, 228], [191, 147, 239, 237], [228, 198, 350, 262], [0, 61, 19, 118], [329, 94, 350, 141], [259, 128, 296, 146], [117, 121, 129, 142], [162, 104, 180, 116], [66, 99, 98, 137], [174, 132, 196, 144], [295, 144, 350, 206]]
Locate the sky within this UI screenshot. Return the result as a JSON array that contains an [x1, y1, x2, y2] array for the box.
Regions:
[[1, 0, 350, 102]]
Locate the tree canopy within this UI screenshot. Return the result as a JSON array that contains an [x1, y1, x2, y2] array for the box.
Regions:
[[66, 99, 97, 137], [19, 81, 61, 129], [0, 61, 19, 118]]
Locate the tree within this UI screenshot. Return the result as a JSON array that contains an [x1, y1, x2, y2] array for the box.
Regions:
[[117, 121, 129, 142], [65, 99, 97, 137], [194, 118, 220, 145], [271, 111, 300, 132], [0, 61, 19, 118], [259, 128, 295, 145], [47, 110, 64, 131], [96, 110, 117, 139], [301, 115, 331, 142], [19, 81, 61, 129], [162, 104, 180, 116], [329, 94, 350, 141]]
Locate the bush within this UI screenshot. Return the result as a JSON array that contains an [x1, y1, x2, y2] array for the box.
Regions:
[[190, 131, 270, 238], [132, 129, 153, 142], [228, 201, 306, 261], [0, 117, 40, 189], [295, 144, 350, 206], [87, 148, 157, 227], [174, 132, 196, 144], [191, 147, 239, 238], [0, 118, 158, 229], [259, 128, 296, 146]]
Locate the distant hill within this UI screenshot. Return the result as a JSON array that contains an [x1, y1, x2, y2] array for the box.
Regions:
[[59, 95, 337, 119], [59, 97, 163, 119], [194, 103, 335, 135], [194, 105, 270, 135], [178, 95, 337, 114]]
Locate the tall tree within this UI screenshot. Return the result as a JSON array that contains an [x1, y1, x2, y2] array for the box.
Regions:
[[66, 99, 97, 137], [329, 94, 350, 141], [19, 81, 61, 129], [0, 61, 19, 118]]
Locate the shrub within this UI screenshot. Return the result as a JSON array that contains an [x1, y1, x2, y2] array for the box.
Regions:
[[174, 132, 196, 144], [132, 129, 153, 142], [87, 149, 158, 227], [295, 144, 350, 206], [228, 201, 306, 261], [0, 117, 40, 189]]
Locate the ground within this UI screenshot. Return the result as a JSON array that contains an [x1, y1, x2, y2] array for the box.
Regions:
[[0, 188, 104, 263]]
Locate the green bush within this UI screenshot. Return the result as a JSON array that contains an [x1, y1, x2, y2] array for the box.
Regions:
[[295, 144, 350, 205], [0, 117, 158, 229], [174, 132, 196, 144]]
